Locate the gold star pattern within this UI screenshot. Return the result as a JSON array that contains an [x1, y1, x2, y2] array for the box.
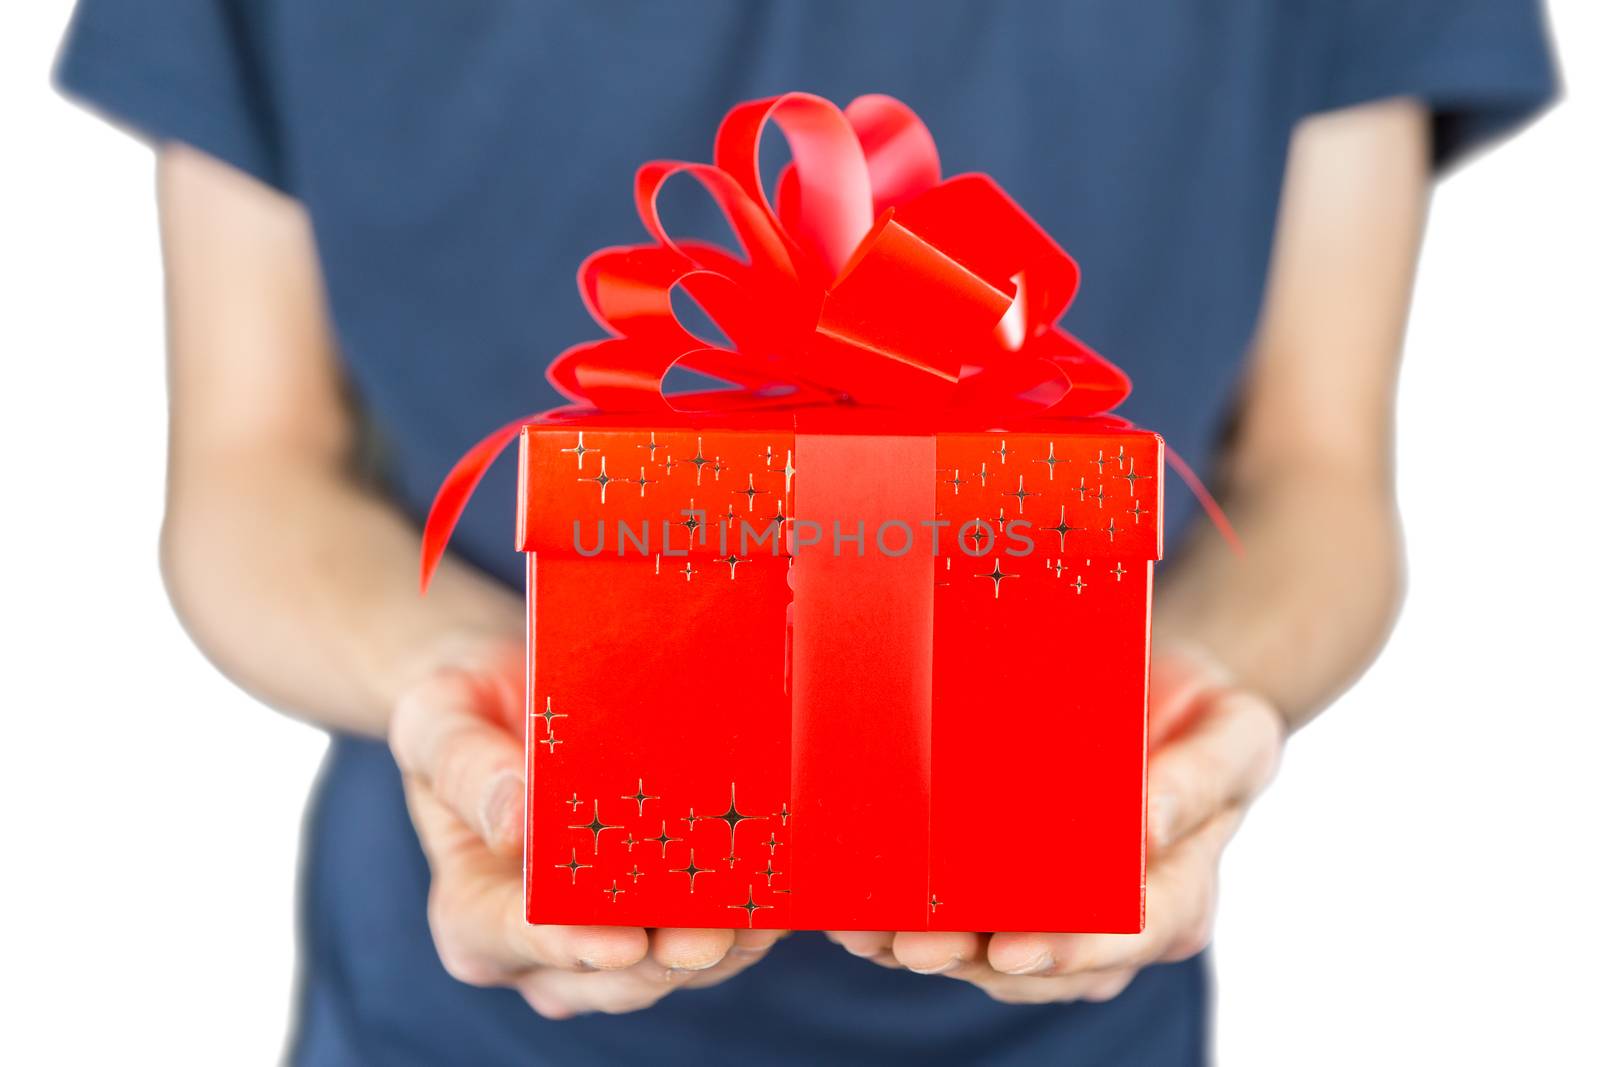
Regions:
[[537, 696, 567, 734], [668, 849, 714, 893], [713, 783, 765, 852], [1045, 506, 1081, 549], [555, 848, 591, 885], [726, 886, 774, 927], [621, 778, 659, 816], [559, 432, 594, 470], [568, 800, 622, 852], [1004, 476, 1043, 511], [652, 821, 681, 858], [976, 559, 1019, 598], [688, 438, 712, 484], [733, 473, 767, 511], [583, 455, 614, 503], [1034, 442, 1064, 479], [1120, 459, 1150, 494]]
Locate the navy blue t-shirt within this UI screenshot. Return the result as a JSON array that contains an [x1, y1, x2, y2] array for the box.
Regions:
[[57, 3, 1554, 1064]]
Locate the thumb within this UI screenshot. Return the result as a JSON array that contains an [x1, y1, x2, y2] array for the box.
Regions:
[[1146, 687, 1283, 855], [391, 669, 526, 855]]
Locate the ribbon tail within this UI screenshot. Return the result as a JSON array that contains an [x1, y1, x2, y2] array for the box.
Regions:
[[420, 418, 532, 592], [1164, 446, 1244, 558]]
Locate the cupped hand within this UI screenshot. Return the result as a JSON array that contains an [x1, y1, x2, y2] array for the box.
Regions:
[[389, 637, 781, 1018], [827, 644, 1284, 1004]]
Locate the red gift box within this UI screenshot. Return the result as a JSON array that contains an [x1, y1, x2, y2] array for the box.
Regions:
[[515, 413, 1160, 932], [422, 93, 1208, 932]]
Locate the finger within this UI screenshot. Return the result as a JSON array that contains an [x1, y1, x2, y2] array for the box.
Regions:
[[891, 931, 986, 975], [1080, 967, 1139, 1002], [826, 930, 896, 964], [392, 670, 525, 853], [680, 934, 781, 988], [960, 964, 1138, 1006], [1147, 687, 1282, 853], [1152, 808, 1241, 964], [409, 787, 649, 980], [931, 941, 1141, 1001], [986, 810, 1238, 978], [960, 968, 1100, 1005], [519, 937, 778, 1018], [518, 963, 677, 1018], [732, 927, 787, 954], [650, 927, 736, 972]]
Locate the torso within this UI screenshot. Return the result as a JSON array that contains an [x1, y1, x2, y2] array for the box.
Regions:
[[275, 3, 1319, 1061]]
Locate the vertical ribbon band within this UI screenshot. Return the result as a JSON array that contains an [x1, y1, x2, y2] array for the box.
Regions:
[[788, 432, 937, 928]]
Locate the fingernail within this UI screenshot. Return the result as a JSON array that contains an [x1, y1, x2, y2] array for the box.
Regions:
[[1149, 793, 1175, 850], [1002, 951, 1054, 976], [668, 956, 721, 972], [480, 772, 524, 847], [909, 958, 962, 975]]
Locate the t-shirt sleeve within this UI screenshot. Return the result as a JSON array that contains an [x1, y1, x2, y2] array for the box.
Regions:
[[1311, 0, 1559, 170], [54, 0, 290, 193]]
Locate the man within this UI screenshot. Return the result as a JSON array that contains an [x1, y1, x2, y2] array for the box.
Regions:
[[58, 2, 1554, 1062]]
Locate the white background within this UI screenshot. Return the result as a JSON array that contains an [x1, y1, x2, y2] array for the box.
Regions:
[[3, 4, 1596, 1064]]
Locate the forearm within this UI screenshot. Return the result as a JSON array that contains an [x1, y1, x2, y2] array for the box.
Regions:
[[161, 447, 519, 737], [152, 146, 519, 737], [1153, 465, 1404, 729], [1152, 101, 1427, 729]]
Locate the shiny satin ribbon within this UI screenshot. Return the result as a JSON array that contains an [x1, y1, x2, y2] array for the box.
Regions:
[[422, 92, 1238, 590]]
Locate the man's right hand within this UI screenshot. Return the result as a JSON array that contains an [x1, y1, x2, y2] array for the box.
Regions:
[[389, 637, 781, 1019]]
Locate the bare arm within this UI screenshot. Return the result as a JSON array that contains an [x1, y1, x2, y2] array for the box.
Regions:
[[157, 146, 518, 738], [155, 144, 770, 1017], [837, 98, 1431, 998], [1155, 97, 1428, 730]]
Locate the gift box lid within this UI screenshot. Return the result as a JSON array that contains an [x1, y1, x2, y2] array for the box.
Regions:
[[516, 419, 1162, 564]]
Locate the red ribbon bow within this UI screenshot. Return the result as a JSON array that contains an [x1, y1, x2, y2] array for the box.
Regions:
[[421, 93, 1235, 589], [548, 92, 1129, 416]]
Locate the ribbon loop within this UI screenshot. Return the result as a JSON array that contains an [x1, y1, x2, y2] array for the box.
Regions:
[[421, 93, 1210, 591], [714, 93, 876, 280], [549, 93, 1130, 421]]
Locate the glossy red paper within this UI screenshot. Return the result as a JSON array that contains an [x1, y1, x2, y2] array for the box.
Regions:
[[522, 420, 1160, 932], [422, 93, 1173, 932]]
